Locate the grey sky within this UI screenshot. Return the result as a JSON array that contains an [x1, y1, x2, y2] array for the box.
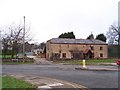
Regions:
[[0, 0, 119, 43]]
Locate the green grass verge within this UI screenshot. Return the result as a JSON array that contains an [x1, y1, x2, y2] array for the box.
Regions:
[[2, 76, 37, 89], [53, 59, 117, 65], [0, 76, 2, 90]]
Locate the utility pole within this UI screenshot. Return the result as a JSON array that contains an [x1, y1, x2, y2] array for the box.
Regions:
[[0, 30, 1, 90], [118, 2, 120, 90], [0, 30, 2, 57], [118, 2, 120, 59], [23, 16, 25, 61]]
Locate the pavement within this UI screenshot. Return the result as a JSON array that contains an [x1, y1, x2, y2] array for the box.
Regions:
[[75, 65, 119, 71], [58, 62, 119, 71], [33, 57, 119, 71], [3, 73, 89, 90]]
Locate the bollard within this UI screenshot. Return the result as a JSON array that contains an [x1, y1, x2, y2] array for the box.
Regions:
[[82, 59, 86, 68]]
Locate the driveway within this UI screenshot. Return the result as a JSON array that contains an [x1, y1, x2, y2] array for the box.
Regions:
[[32, 57, 52, 65]]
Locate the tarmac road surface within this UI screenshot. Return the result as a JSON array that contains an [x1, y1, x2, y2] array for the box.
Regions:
[[2, 64, 119, 89]]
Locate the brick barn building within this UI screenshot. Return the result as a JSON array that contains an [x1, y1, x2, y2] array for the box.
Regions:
[[46, 38, 108, 60]]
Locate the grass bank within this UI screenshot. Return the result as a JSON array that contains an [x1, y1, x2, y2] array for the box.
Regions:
[[2, 76, 36, 89], [52, 59, 117, 65]]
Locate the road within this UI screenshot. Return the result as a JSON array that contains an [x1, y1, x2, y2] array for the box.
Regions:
[[2, 64, 119, 89]]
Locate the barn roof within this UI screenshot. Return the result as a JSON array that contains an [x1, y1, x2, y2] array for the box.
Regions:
[[48, 38, 107, 45]]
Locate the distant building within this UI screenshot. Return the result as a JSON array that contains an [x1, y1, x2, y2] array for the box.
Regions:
[[46, 38, 108, 60], [31, 49, 45, 58], [32, 49, 43, 55]]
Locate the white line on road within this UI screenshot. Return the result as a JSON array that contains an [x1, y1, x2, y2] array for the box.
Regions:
[[38, 83, 64, 89], [38, 86, 52, 89]]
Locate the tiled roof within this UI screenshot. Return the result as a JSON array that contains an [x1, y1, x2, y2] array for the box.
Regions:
[[48, 38, 107, 45]]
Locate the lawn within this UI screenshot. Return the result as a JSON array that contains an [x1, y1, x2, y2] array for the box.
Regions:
[[0, 54, 35, 65], [53, 59, 117, 65], [0, 55, 16, 59], [2, 76, 37, 89]]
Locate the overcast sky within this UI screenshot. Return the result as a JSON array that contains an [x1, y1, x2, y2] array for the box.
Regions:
[[0, 0, 119, 43]]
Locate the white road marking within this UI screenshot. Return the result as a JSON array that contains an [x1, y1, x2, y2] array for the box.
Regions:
[[38, 86, 52, 89], [38, 83, 64, 89], [48, 83, 64, 87]]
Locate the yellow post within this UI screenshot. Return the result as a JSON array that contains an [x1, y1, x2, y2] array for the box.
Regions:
[[83, 59, 86, 68]]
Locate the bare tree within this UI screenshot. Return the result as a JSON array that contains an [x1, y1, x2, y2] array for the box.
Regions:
[[1, 23, 32, 58], [107, 23, 120, 58], [107, 24, 120, 45]]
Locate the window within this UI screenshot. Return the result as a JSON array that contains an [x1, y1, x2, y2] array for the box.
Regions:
[[62, 53, 66, 58], [100, 53, 103, 57], [54, 53, 59, 57], [53, 53, 60, 59], [100, 47, 103, 50], [90, 46, 94, 50]]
